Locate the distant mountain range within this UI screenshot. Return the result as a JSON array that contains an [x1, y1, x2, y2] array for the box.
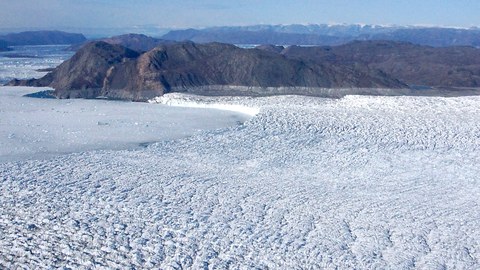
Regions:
[[161, 24, 480, 47], [0, 31, 86, 50], [2, 25, 480, 49], [9, 39, 480, 100], [3, 24, 480, 50]]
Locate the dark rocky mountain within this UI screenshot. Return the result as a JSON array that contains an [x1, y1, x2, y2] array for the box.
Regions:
[[68, 33, 174, 52], [8, 42, 140, 96], [162, 24, 480, 47], [254, 44, 285, 54], [7, 41, 405, 100], [0, 31, 86, 46], [281, 40, 480, 88], [366, 28, 480, 47], [10, 40, 480, 100], [101, 34, 173, 52]]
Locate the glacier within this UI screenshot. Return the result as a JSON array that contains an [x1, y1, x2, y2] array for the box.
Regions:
[[1, 88, 480, 268]]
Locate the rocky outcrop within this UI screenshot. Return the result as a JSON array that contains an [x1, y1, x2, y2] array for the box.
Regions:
[[101, 34, 173, 52], [366, 28, 480, 47], [0, 31, 86, 46], [282, 41, 480, 88], [8, 41, 407, 100], [68, 34, 173, 52], [47, 42, 140, 99], [14, 39, 480, 100], [8, 42, 140, 98]]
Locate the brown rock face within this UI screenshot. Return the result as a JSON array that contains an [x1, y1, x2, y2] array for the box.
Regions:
[[282, 41, 480, 88], [68, 34, 174, 52], [16, 40, 480, 100], [101, 34, 174, 52], [9, 41, 407, 100], [48, 42, 140, 99]]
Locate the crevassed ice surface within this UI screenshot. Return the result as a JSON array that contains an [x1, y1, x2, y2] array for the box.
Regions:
[[0, 45, 73, 85], [1, 92, 480, 269]]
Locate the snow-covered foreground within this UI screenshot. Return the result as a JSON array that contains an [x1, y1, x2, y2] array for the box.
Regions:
[[1, 91, 480, 269]]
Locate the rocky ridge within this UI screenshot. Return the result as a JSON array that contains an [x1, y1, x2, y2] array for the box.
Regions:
[[8, 40, 480, 100], [8, 41, 406, 100], [67, 33, 173, 52]]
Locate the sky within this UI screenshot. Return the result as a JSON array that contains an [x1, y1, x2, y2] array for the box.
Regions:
[[1, 0, 479, 35]]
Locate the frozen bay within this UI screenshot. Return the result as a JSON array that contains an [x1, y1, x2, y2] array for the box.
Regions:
[[0, 87, 250, 162], [1, 90, 480, 268], [0, 45, 73, 85]]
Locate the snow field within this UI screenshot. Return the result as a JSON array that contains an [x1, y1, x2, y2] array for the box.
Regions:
[[1, 92, 480, 268], [0, 87, 249, 162]]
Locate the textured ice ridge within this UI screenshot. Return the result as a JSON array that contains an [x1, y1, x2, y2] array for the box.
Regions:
[[149, 93, 261, 116]]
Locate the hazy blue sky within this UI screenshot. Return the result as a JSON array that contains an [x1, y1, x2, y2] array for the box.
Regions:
[[1, 0, 479, 31]]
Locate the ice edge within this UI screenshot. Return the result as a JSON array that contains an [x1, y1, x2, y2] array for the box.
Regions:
[[148, 93, 261, 117]]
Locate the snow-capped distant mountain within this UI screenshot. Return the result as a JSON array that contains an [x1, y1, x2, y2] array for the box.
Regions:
[[162, 23, 480, 47]]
